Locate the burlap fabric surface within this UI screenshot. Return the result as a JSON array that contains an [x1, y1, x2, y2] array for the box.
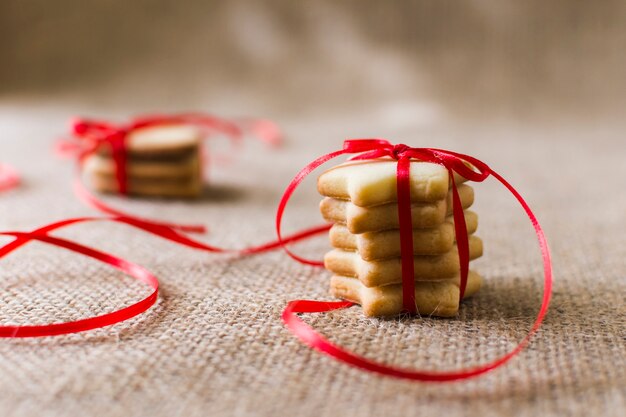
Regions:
[[0, 106, 623, 417]]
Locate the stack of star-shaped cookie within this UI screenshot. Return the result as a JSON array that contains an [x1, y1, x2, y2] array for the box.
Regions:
[[84, 124, 203, 198], [318, 159, 483, 317]]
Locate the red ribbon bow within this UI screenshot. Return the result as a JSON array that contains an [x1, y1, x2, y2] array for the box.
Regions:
[[277, 138, 553, 381]]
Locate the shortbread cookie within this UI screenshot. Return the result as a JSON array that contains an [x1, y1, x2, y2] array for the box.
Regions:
[[329, 211, 478, 260], [87, 172, 203, 198], [84, 151, 200, 179], [324, 236, 483, 287], [96, 124, 201, 158], [320, 184, 474, 233], [330, 270, 482, 317], [318, 158, 468, 206]]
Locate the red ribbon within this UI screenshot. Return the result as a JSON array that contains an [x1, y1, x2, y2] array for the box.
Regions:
[[277, 139, 553, 381], [0, 164, 20, 192], [0, 217, 159, 337], [0, 214, 330, 337]]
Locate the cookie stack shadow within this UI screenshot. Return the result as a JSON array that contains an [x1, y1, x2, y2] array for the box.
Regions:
[[83, 125, 203, 198], [318, 159, 484, 317]]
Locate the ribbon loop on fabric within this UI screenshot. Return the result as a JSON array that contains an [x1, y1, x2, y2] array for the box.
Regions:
[[277, 138, 552, 381], [0, 224, 159, 338]]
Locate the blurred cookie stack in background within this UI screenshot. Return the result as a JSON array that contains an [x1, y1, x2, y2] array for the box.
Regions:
[[318, 159, 483, 317], [83, 125, 203, 198]]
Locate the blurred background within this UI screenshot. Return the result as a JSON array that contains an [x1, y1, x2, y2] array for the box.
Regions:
[[1, 0, 625, 125]]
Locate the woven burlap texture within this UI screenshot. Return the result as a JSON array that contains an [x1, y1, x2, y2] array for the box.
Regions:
[[0, 111, 624, 417]]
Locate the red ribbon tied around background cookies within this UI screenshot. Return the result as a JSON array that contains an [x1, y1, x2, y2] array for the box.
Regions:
[[57, 113, 282, 233], [277, 138, 553, 381]]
